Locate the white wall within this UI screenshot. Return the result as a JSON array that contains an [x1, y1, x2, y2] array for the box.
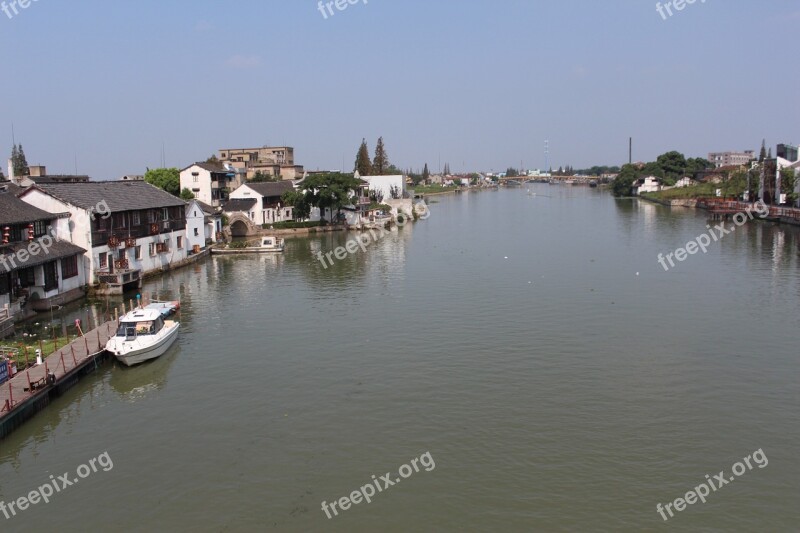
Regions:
[[180, 165, 213, 206], [186, 202, 206, 251], [362, 175, 405, 202]]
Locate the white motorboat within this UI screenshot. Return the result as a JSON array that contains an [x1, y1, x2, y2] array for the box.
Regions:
[[106, 308, 180, 366]]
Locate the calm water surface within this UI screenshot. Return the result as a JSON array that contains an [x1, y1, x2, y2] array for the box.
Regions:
[[1, 186, 798, 532]]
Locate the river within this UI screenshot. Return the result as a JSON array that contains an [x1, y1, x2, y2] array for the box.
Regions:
[[1, 185, 798, 531]]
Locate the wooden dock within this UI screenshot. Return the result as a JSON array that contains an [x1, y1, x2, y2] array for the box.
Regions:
[[0, 320, 117, 440]]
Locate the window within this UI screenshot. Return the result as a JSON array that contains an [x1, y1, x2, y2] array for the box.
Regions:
[[194, 228, 199, 237], [135, 246, 142, 261], [132, 212, 141, 225], [162, 208, 170, 221], [34, 220, 47, 237], [61, 256, 79, 279], [99, 252, 108, 269], [0, 273, 10, 295], [149, 243, 157, 256], [177, 236, 183, 249]]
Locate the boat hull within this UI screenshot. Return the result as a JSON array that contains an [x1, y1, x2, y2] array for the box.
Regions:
[[211, 248, 284, 255], [108, 323, 180, 367]]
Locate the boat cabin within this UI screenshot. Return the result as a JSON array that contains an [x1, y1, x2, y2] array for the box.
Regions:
[[116, 309, 166, 338]]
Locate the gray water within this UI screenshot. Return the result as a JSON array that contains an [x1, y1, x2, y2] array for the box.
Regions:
[[1, 186, 798, 532]]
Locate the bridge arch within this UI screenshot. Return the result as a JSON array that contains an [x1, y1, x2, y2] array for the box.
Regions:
[[226, 213, 260, 237]]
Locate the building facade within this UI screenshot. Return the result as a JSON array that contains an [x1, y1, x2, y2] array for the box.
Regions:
[[20, 182, 188, 291], [0, 191, 87, 318], [226, 182, 296, 226], [180, 163, 236, 208], [219, 146, 304, 181], [708, 151, 755, 169]]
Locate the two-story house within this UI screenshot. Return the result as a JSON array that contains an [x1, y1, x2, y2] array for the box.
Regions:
[[180, 162, 236, 208], [20, 182, 188, 294], [225, 181, 296, 226], [1, 190, 87, 322]]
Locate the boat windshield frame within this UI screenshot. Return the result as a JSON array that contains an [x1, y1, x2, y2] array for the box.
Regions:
[[116, 316, 165, 339]]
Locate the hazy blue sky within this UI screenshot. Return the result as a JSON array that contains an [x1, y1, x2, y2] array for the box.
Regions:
[[1, 0, 797, 178]]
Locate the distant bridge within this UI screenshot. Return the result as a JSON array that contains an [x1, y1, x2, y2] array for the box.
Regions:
[[498, 176, 599, 185]]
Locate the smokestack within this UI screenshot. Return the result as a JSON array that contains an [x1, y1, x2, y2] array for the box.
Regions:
[[7, 158, 14, 184], [629, 138, 632, 165]]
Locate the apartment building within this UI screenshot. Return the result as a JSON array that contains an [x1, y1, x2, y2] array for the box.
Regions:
[[219, 146, 305, 181]]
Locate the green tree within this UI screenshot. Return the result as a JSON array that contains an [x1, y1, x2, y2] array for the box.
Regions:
[[506, 167, 519, 177], [251, 171, 277, 183], [656, 151, 687, 182], [759, 140, 767, 162], [206, 154, 220, 164], [611, 164, 641, 197], [355, 139, 373, 176], [281, 190, 310, 220], [780, 167, 797, 204], [180, 188, 195, 200], [11, 144, 29, 177], [144, 167, 181, 196], [422, 163, 430, 184], [372, 137, 390, 175], [300, 172, 362, 223]]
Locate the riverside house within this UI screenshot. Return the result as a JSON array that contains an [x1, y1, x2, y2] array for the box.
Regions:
[[226, 181, 296, 227], [20, 182, 188, 294], [180, 162, 236, 208], [0, 190, 87, 324], [186, 199, 222, 252]]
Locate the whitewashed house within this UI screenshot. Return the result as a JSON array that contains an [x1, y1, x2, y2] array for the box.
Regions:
[[185, 200, 206, 253], [20, 181, 189, 293], [226, 181, 295, 226], [633, 176, 661, 195], [180, 162, 236, 208], [359, 174, 406, 202], [1, 191, 88, 317]]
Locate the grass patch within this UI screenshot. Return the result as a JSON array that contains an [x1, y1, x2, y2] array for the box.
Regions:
[[1, 336, 81, 369], [643, 181, 746, 200], [262, 221, 326, 229]]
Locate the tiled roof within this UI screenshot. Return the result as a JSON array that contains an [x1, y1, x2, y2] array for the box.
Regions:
[[0, 191, 60, 225], [246, 181, 294, 197], [0, 239, 86, 275], [183, 162, 230, 173], [0, 181, 23, 195], [222, 199, 257, 212], [28, 181, 186, 212]]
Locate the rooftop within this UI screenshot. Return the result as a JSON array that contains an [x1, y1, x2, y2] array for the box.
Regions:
[[0, 190, 63, 225], [24, 181, 187, 212], [245, 181, 295, 197]]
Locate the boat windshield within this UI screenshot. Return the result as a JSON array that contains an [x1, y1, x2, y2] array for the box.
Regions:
[[116, 318, 163, 337]]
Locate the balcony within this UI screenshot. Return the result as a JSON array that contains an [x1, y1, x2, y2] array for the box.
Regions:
[[94, 268, 142, 295], [92, 221, 186, 246]]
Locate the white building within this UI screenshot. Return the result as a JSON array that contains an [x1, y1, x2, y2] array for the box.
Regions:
[[633, 176, 661, 195], [180, 162, 236, 208], [226, 181, 296, 226], [185, 200, 222, 251], [20, 182, 189, 292], [1, 192, 88, 317], [358, 174, 406, 202]]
